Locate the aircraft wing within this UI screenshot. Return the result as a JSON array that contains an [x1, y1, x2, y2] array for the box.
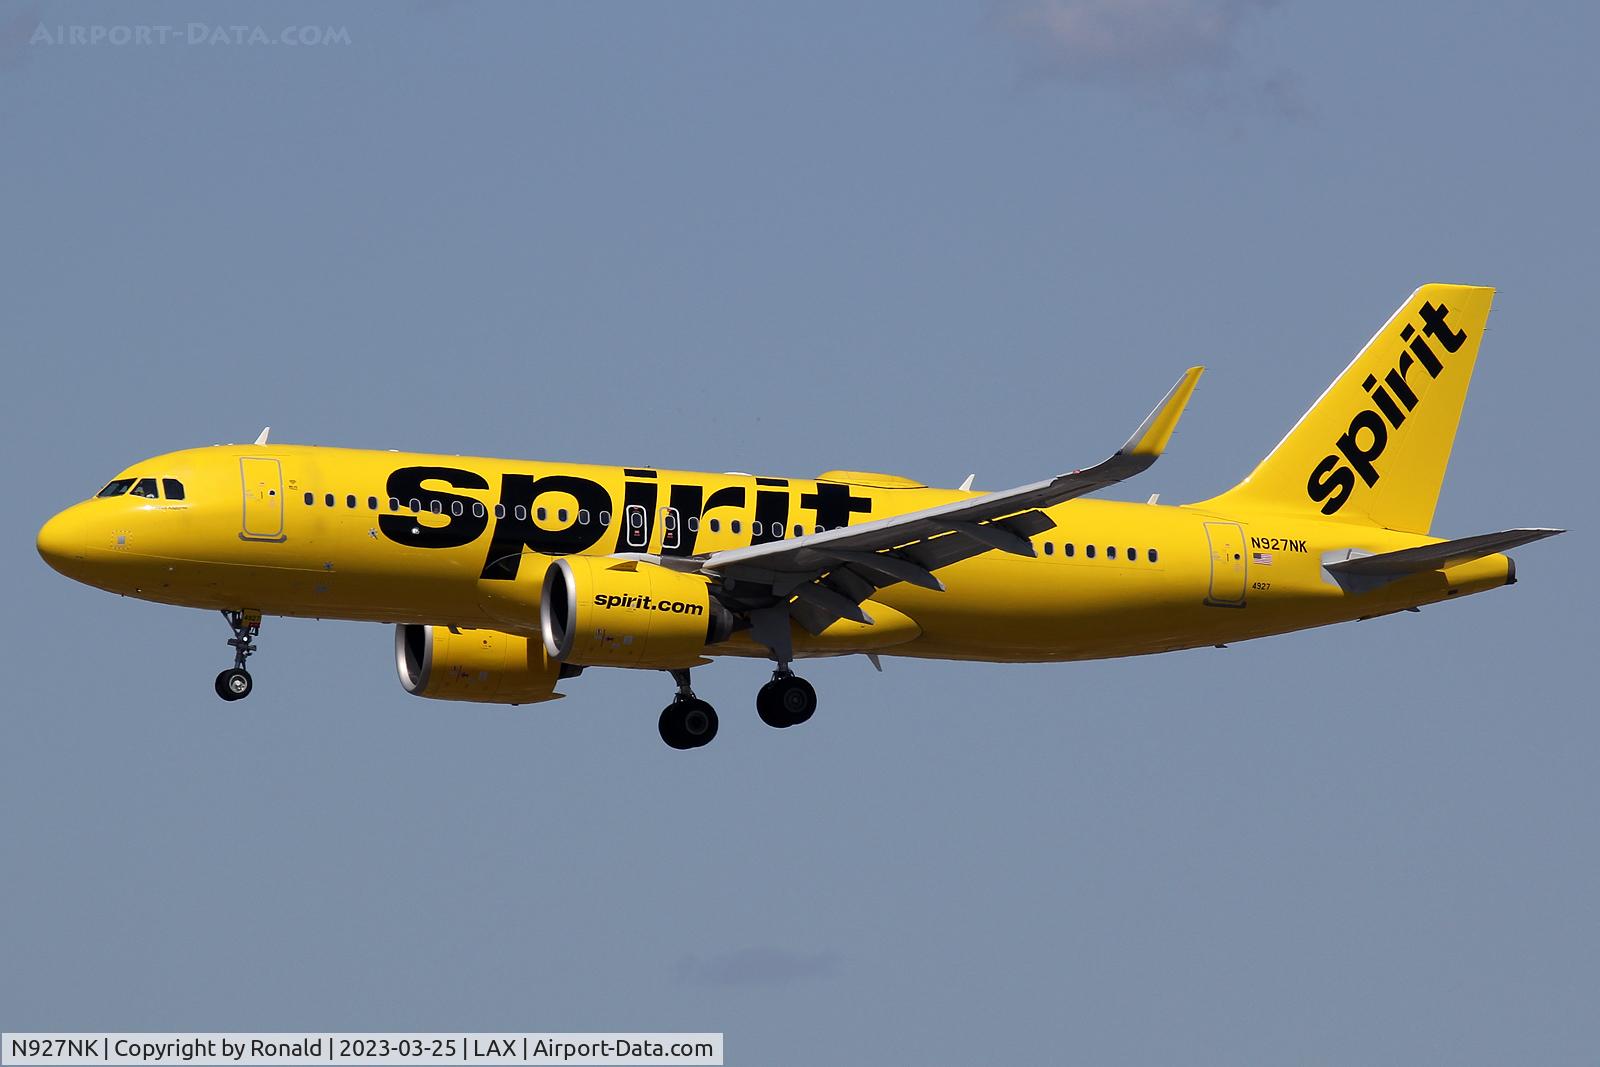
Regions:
[[696, 367, 1203, 634]]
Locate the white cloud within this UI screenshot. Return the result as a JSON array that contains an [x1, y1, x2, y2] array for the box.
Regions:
[[998, 0, 1306, 119]]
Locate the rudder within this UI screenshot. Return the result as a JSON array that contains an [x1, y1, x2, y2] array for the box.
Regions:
[[1197, 284, 1494, 534]]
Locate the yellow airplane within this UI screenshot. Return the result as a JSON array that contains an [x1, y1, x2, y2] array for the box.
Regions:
[[37, 284, 1560, 749]]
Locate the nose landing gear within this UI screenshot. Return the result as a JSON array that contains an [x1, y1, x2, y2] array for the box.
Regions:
[[215, 609, 260, 701], [658, 668, 718, 750]]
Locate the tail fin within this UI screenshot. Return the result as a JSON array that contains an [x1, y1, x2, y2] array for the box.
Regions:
[[1198, 284, 1495, 533]]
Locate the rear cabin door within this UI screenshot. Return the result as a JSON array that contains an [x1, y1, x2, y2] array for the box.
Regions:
[[1203, 521, 1247, 607], [240, 457, 286, 541]]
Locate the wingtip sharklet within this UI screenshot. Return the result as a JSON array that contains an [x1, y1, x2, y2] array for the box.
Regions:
[[1121, 366, 1204, 458]]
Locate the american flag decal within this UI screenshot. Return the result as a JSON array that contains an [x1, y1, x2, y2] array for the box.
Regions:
[[1252, 551, 1273, 565]]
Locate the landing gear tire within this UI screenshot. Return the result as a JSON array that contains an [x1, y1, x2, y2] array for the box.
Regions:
[[659, 698, 719, 750], [215, 668, 253, 701], [757, 674, 816, 728]]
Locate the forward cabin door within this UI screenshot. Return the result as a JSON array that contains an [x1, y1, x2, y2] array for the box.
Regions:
[[239, 457, 287, 542], [1203, 521, 1247, 607]]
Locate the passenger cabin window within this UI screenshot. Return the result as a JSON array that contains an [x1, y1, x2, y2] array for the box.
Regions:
[[304, 492, 314, 505], [325, 493, 335, 507], [1043, 542, 1054, 556], [1148, 549, 1158, 563], [163, 479, 186, 501], [98, 479, 136, 497], [1127, 547, 1136, 561], [1107, 546, 1116, 560], [1065, 543, 1075, 557], [368, 496, 379, 510], [130, 478, 160, 498], [1086, 545, 1096, 559], [347, 495, 358, 509]]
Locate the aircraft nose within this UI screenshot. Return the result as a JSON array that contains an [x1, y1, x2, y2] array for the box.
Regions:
[[37, 507, 87, 574]]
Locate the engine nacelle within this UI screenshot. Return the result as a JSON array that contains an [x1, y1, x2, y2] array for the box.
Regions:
[[395, 624, 568, 704], [541, 557, 734, 669]]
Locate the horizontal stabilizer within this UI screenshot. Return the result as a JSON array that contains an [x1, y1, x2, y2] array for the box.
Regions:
[[1326, 528, 1563, 578]]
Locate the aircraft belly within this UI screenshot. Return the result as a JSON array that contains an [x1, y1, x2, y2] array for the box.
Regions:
[[874, 554, 1211, 662]]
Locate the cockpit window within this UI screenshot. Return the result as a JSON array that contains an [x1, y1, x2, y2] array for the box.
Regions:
[[97, 479, 136, 498], [129, 478, 160, 498], [163, 479, 186, 501]]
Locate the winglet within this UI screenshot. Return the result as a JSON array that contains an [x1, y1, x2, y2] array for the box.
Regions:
[[1119, 367, 1203, 458], [254, 426, 271, 446]]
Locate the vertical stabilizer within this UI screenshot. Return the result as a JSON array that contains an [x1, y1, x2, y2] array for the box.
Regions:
[[1196, 284, 1494, 533]]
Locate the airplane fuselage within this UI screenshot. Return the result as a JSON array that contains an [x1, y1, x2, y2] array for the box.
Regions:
[[37, 443, 1513, 664]]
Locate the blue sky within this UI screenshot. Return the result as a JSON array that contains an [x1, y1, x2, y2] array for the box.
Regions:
[[3, 3, 1596, 1063]]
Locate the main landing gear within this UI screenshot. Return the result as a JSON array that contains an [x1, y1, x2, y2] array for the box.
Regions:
[[656, 666, 822, 749], [215, 609, 260, 701], [756, 669, 817, 730], [659, 668, 719, 750], [746, 605, 818, 735]]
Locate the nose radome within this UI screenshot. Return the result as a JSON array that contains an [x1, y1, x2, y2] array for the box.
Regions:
[[37, 508, 87, 573]]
